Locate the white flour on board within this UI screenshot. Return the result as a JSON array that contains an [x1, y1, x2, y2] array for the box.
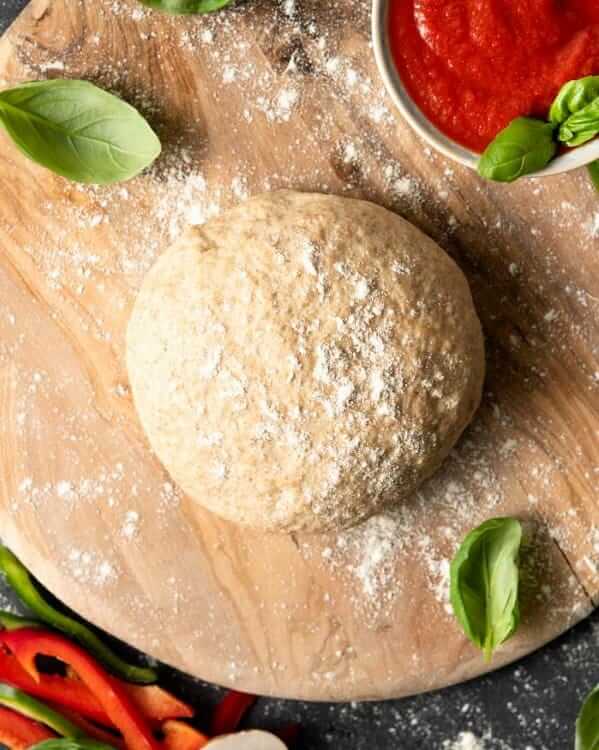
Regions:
[[443, 732, 487, 750]]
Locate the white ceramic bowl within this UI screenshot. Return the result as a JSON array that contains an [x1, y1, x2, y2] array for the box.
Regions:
[[371, 0, 599, 177]]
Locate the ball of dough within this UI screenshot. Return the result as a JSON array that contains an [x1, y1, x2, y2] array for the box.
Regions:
[[127, 191, 485, 533]]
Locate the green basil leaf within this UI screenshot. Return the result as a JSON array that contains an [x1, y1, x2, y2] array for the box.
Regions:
[[559, 97, 599, 147], [576, 684, 599, 750], [138, 0, 234, 13], [450, 517, 522, 662], [478, 118, 556, 182], [0, 79, 161, 184], [32, 741, 117, 750], [550, 76, 599, 126], [588, 161, 599, 193]]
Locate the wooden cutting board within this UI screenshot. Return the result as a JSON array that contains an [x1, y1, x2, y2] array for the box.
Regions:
[[0, 0, 598, 702]]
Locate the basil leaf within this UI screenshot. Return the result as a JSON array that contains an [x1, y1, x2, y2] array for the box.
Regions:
[[32, 741, 117, 750], [0, 80, 161, 184], [576, 684, 599, 750], [550, 76, 599, 126], [559, 97, 599, 147], [478, 118, 556, 182], [588, 161, 599, 193], [138, 0, 234, 13], [450, 517, 522, 662]]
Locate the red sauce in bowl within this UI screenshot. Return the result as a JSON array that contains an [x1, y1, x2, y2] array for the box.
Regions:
[[388, 0, 599, 152]]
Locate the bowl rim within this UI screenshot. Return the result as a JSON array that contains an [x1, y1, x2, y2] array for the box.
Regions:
[[371, 0, 599, 178]]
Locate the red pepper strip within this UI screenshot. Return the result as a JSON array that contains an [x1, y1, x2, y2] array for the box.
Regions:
[[125, 685, 193, 723], [273, 724, 301, 748], [0, 647, 192, 728], [210, 691, 257, 736], [57, 708, 126, 750], [0, 647, 107, 725], [0, 705, 55, 750], [62, 662, 195, 725], [162, 720, 209, 750], [0, 628, 161, 750], [64, 663, 193, 724]]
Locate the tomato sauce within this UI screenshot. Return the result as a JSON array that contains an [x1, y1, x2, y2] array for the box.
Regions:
[[388, 0, 599, 152]]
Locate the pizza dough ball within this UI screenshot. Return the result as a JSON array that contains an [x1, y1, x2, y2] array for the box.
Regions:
[[127, 191, 485, 533]]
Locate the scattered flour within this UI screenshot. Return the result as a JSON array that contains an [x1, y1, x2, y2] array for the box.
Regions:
[[443, 732, 486, 750], [587, 212, 599, 238], [121, 510, 140, 540], [66, 549, 117, 586]]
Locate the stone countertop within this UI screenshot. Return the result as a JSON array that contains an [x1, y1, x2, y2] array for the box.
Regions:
[[0, 2, 597, 748]]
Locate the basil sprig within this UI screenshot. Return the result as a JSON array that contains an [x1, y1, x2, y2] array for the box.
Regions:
[[138, 0, 234, 12], [550, 76, 599, 126], [478, 76, 599, 185], [551, 77, 599, 192], [0, 79, 161, 184], [450, 517, 522, 662], [478, 118, 556, 182], [576, 684, 599, 750], [552, 76, 599, 150], [559, 99, 599, 148]]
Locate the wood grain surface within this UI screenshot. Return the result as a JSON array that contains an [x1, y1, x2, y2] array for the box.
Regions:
[[0, 0, 597, 701]]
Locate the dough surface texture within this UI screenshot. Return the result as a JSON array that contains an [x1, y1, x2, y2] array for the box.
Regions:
[[127, 191, 485, 532]]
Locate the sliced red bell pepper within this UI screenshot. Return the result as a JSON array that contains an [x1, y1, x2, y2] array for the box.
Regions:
[[210, 691, 257, 736], [0, 628, 161, 750], [0, 683, 83, 738], [0, 647, 107, 725], [64, 669, 194, 726], [0, 641, 192, 727], [125, 684, 193, 724], [57, 708, 125, 750], [0, 705, 55, 750], [0, 547, 157, 684], [162, 720, 209, 750], [64, 665, 194, 725]]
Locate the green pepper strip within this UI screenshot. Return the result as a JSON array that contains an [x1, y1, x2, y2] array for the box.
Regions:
[[0, 683, 84, 737], [0, 610, 41, 630], [0, 546, 157, 684], [30, 740, 118, 750]]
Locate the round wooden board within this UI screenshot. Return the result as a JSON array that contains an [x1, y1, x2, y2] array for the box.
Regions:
[[0, 0, 598, 702]]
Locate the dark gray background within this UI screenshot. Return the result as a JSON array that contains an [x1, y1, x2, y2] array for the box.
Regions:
[[0, 1, 597, 747]]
